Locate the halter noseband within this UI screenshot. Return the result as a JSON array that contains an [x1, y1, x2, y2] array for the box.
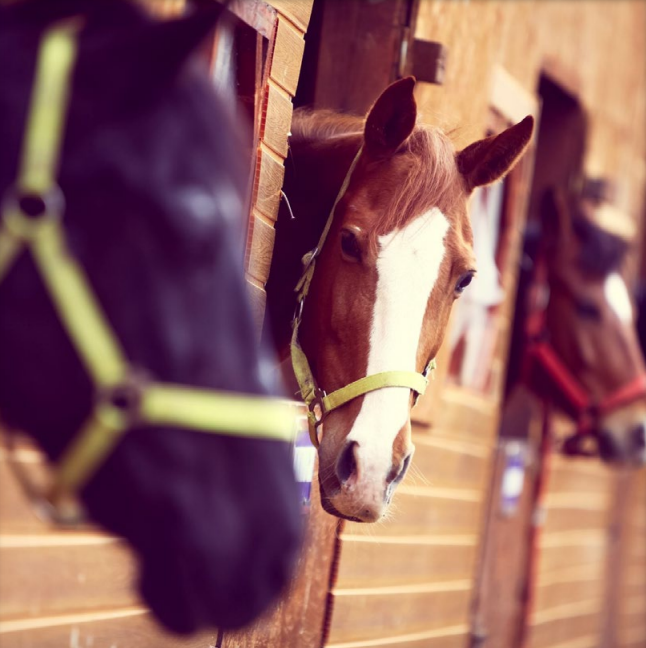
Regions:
[[0, 21, 297, 522], [523, 254, 646, 454], [289, 147, 436, 448]]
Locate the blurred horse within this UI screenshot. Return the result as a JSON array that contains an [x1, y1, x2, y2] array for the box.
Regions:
[[511, 187, 646, 465], [0, 0, 301, 633], [266, 77, 534, 522]]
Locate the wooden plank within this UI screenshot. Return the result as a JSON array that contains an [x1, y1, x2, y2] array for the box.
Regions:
[[529, 607, 603, 648], [409, 435, 491, 490], [255, 144, 285, 221], [372, 490, 483, 536], [534, 578, 604, 613], [266, 0, 313, 33], [546, 460, 614, 495], [426, 388, 499, 447], [538, 542, 607, 576], [326, 626, 468, 648], [336, 536, 477, 589], [327, 588, 471, 645], [542, 506, 611, 533], [310, 0, 409, 114], [0, 608, 217, 648], [246, 211, 276, 284], [263, 82, 293, 158], [270, 16, 306, 96], [0, 538, 137, 620]]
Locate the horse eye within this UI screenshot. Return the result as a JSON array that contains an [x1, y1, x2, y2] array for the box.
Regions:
[[341, 230, 362, 262], [575, 299, 601, 320], [455, 272, 474, 294]]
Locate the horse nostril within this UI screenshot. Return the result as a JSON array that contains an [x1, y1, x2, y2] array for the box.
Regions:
[[336, 441, 359, 485], [387, 453, 412, 485], [631, 424, 646, 451]]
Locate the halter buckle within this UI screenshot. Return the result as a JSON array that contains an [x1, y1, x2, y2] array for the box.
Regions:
[[2, 184, 65, 240], [293, 297, 305, 325], [301, 246, 319, 272], [95, 370, 148, 428]]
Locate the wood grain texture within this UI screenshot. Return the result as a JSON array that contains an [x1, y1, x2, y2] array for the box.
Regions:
[[263, 82, 293, 158], [327, 588, 471, 645], [529, 606, 603, 648], [0, 609, 218, 648], [266, 0, 313, 33], [271, 16, 306, 96], [325, 627, 468, 648], [0, 539, 138, 620], [246, 211, 276, 284], [255, 144, 285, 221], [410, 433, 490, 490], [335, 536, 477, 589]]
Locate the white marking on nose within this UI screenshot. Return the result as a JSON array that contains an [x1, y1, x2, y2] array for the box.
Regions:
[[604, 273, 633, 323], [347, 207, 450, 477]]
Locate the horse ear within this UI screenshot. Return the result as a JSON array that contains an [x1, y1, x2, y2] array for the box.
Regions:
[[82, 6, 224, 113], [364, 76, 417, 159], [457, 116, 534, 193]]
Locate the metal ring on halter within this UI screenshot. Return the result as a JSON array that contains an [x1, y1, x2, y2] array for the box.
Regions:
[[95, 370, 148, 430], [308, 387, 327, 428], [293, 297, 305, 324], [2, 184, 65, 239], [301, 246, 319, 271]]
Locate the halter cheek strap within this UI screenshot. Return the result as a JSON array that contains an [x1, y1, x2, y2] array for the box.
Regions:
[[289, 147, 436, 447], [0, 22, 297, 522]]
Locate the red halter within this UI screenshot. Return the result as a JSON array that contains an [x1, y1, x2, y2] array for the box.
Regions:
[[522, 255, 646, 454]]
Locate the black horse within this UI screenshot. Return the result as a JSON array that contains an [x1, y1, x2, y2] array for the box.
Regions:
[[0, 0, 301, 634]]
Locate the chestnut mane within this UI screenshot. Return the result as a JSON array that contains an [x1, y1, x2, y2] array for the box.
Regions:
[[292, 108, 463, 235]]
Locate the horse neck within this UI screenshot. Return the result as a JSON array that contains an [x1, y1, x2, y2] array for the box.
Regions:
[[265, 133, 361, 355]]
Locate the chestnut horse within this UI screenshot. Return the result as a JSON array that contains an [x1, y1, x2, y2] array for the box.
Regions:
[[0, 0, 300, 634], [514, 187, 646, 464], [266, 78, 534, 522]]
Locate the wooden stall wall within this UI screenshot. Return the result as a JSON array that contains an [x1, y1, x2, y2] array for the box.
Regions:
[[615, 469, 646, 648], [409, 3, 646, 648], [0, 1, 317, 647]]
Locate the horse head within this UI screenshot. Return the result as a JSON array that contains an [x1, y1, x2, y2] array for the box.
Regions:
[[280, 78, 534, 521], [535, 187, 646, 465], [0, 0, 301, 633]]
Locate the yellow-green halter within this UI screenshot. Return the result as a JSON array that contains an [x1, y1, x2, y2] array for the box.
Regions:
[[0, 21, 297, 521], [289, 144, 436, 448]]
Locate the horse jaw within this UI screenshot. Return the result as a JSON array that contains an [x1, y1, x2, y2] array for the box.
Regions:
[[325, 208, 450, 522]]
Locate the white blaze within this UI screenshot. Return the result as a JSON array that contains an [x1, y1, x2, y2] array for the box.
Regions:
[[604, 273, 633, 323], [347, 207, 450, 477]]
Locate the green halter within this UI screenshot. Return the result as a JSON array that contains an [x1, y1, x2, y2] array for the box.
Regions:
[[0, 21, 297, 521], [289, 147, 436, 448]]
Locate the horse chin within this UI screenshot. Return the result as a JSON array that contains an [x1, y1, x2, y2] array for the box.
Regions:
[[136, 506, 300, 634], [318, 486, 364, 523], [318, 479, 387, 523]]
